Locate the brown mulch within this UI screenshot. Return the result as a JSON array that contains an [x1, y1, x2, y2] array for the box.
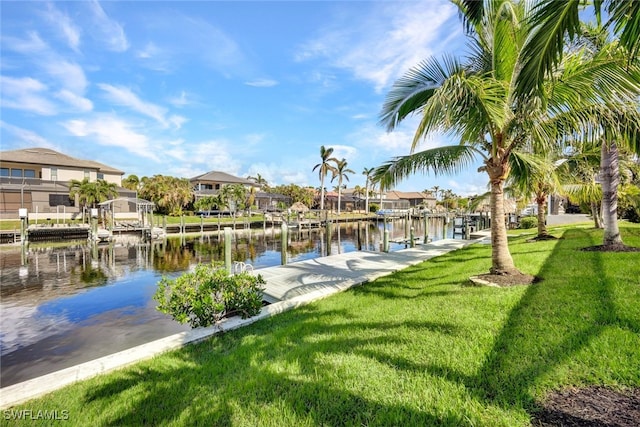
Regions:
[[473, 272, 538, 287], [580, 244, 640, 253], [532, 387, 640, 427], [527, 235, 560, 242]]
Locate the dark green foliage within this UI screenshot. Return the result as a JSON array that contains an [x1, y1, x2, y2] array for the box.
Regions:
[[519, 216, 538, 229], [369, 203, 379, 213], [154, 263, 265, 328]]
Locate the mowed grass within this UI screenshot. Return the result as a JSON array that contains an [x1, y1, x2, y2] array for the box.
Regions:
[[3, 224, 639, 426]]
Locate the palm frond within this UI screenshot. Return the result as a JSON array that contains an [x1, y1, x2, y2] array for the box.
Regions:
[[517, 0, 582, 95], [372, 145, 479, 190], [379, 55, 463, 131]]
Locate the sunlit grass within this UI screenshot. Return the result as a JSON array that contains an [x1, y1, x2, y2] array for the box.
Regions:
[[3, 224, 639, 426]]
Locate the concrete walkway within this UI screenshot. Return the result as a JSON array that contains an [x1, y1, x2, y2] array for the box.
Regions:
[[0, 236, 484, 409]]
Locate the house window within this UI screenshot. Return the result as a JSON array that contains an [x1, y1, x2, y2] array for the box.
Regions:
[[51, 168, 58, 180], [0, 168, 8, 177], [24, 169, 36, 178], [215, 184, 220, 190], [11, 169, 23, 177], [84, 170, 90, 179], [97, 173, 104, 180], [49, 194, 74, 207]]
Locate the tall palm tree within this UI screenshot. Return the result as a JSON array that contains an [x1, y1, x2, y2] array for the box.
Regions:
[[376, 0, 639, 275], [331, 159, 355, 215], [247, 173, 268, 190], [362, 167, 375, 214], [312, 146, 337, 210]]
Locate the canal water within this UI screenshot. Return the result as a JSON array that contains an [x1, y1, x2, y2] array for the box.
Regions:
[[0, 217, 455, 387]]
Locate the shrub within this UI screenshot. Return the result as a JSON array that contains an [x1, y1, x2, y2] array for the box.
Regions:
[[519, 216, 538, 229], [154, 263, 265, 328], [369, 203, 380, 213]]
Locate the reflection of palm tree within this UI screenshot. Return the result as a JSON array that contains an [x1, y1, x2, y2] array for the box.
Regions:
[[362, 167, 374, 213], [312, 146, 337, 210], [332, 159, 354, 215]]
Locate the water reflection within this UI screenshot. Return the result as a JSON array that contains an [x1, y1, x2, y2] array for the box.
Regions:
[[0, 218, 454, 386]]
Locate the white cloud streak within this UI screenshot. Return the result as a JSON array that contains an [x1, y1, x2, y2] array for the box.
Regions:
[[98, 84, 185, 129], [44, 2, 81, 52], [296, 0, 459, 92], [63, 115, 158, 161], [0, 121, 57, 149], [88, 0, 129, 52], [244, 79, 278, 88], [0, 76, 57, 115]]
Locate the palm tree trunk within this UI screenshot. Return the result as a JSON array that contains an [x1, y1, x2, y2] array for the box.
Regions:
[[489, 177, 517, 275], [319, 175, 325, 211], [337, 181, 342, 215], [600, 142, 623, 246], [591, 202, 603, 229], [536, 196, 548, 238]]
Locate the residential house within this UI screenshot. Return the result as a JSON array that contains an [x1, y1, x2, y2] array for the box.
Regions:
[[0, 147, 132, 220]]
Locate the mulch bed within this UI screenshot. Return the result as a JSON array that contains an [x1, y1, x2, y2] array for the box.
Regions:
[[532, 386, 640, 427], [471, 272, 539, 287], [580, 244, 640, 253]]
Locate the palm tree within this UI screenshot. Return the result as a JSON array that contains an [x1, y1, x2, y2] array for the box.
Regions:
[[122, 174, 140, 191], [352, 185, 366, 210], [362, 167, 375, 214], [312, 145, 337, 210], [247, 173, 268, 190], [376, 0, 639, 275], [331, 159, 355, 216], [69, 178, 118, 223], [458, 0, 640, 94]]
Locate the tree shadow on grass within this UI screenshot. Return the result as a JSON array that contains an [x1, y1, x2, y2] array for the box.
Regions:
[[467, 228, 640, 413], [80, 306, 467, 426]]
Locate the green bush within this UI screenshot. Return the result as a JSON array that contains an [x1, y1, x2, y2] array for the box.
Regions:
[[369, 203, 380, 213], [154, 263, 265, 328], [519, 216, 538, 229]]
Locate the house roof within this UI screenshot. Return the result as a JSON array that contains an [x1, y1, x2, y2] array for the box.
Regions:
[[0, 147, 124, 174], [191, 171, 259, 186], [385, 190, 431, 200]]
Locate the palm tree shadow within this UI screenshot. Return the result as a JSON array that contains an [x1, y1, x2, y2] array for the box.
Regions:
[[464, 228, 640, 411], [80, 305, 468, 426]]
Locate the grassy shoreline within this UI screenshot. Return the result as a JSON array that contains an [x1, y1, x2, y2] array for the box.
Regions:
[[2, 224, 639, 426]]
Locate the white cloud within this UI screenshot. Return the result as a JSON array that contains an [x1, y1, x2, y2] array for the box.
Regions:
[[244, 79, 278, 88], [136, 42, 160, 59], [43, 59, 88, 94], [88, 0, 129, 52], [98, 84, 182, 129], [245, 162, 309, 187], [169, 91, 191, 107], [0, 121, 57, 149], [63, 115, 158, 161], [330, 145, 358, 161], [1, 32, 48, 55], [44, 2, 81, 52], [54, 89, 93, 112], [296, 0, 459, 92], [0, 76, 57, 115]]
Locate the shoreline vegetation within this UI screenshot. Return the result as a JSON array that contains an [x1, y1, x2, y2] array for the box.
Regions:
[[2, 224, 638, 426]]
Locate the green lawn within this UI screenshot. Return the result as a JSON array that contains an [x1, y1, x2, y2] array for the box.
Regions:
[[3, 225, 639, 426]]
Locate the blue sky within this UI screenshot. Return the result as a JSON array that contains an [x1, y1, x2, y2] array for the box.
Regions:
[[1, 0, 488, 195]]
